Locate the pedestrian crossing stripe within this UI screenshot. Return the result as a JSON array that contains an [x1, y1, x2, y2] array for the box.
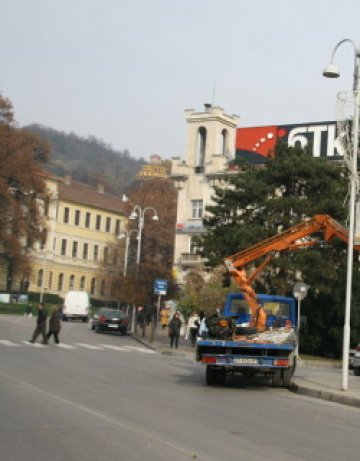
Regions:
[[3, 340, 156, 354], [73, 343, 103, 350], [22, 341, 48, 348], [0, 340, 20, 347]]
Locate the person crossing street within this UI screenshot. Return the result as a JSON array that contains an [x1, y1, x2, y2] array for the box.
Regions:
[[29, 302, 48, 344]]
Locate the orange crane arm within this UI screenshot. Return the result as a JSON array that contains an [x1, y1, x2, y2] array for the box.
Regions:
[[224, 215, 360, 331]]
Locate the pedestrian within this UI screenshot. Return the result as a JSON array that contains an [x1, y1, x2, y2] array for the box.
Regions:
[[160, 307, 169, 329], [168, 312, 182, 349], [198, 310, 208, 339], [29, 302, 48, 344], [47, 306, 62, 344], [186, 312, 200, 347], [24, 303, 33, 318]]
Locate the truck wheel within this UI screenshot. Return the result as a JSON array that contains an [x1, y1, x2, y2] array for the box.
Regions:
[[216, 369, 226, 385], [206, 366, 217, 385], [272, 370, 282, 387], [282, 365, 294, 388], [354, 367, 360, 376]]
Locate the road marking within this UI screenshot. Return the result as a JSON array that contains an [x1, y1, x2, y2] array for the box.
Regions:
[[100, 344, 132, 351], [22, 341, 48, 348], [0, 340, 20, 347], [122, 346, 156, 354], [73, 343, 103, 350], [56, 343, 77, 349]]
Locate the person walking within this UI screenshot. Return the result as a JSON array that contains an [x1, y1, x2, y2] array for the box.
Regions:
[[47, 306, 62, 344], [24, 303, 33, 318], [186, 312, 200, 347], [29, 302, 48, 344], [160, 307, 169, 329], [168, 312, 182, 349]]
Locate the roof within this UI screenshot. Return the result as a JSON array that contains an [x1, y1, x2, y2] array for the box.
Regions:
[[57, 178, 125, 214]]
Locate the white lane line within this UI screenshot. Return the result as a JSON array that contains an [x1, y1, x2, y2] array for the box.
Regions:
[[0, 340, 20, 347], [22, 341, 48, 348], [99, 344, 132, 351], [73, 343, 103, 350], [56, 343, 77, 349]]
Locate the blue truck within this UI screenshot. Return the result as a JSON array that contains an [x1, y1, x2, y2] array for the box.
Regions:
[[196, 292, 298, 388]]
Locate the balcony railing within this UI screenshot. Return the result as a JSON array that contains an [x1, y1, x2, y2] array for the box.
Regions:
[[180, 253, 205, 266]]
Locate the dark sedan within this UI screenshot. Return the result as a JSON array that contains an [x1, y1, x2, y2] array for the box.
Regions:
[[94, 308, 128, 335]]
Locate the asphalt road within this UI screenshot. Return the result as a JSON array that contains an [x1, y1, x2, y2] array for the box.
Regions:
[[1, 315, 359, 461]]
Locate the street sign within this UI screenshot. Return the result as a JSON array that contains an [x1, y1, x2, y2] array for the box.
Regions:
[[293, 282, 308, 301], [154, 279, 168, 295]]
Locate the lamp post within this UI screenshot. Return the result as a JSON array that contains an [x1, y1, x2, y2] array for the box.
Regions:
[[129, 205, 159, 273], [323, 39, 360, 391], [118, 229, 139, 277]]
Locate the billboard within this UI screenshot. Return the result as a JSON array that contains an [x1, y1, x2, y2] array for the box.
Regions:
[[236, 121, 339, 164]]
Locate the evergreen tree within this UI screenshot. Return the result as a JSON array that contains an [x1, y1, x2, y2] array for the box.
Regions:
[[199, 141, 359, 357]]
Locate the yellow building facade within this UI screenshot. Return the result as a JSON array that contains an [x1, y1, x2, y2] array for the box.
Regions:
[[29, 175, 127, 301]]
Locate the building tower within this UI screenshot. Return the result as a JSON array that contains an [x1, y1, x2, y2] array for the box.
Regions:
[[171, 104, 239, 285]]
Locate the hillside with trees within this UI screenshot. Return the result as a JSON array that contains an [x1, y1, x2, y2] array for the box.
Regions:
[[25, 124, 145, 197]]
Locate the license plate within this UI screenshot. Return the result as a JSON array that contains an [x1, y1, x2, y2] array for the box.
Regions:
[[108, 324, 118, 328], [233, 358, 258, 364]]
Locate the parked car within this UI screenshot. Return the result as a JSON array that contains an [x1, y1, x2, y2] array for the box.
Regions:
[[92, 308, 128, 335], [352, 344, 360, 376], [349, 347, 356, 369]]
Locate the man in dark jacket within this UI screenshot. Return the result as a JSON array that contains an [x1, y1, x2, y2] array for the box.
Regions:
[[168, 312, 182, 349], [29, 302, 48, 344]]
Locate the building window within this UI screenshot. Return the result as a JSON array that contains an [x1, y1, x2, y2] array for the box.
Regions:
[[69, 275, 75, 289], [90, 278, 96, 295], [103, 247, 108, 265], [93, 245, 99, 261], [75, 209, 81, 226], [196, 126, 207, 169], [96, 214, 101, 230], [113, 249, 118, 265], [106, 217, 111, 233], [190, 236, 202, 254], [85, 212, 91, 228], [115, 219, 121, 235], [64, 207, 69, 223], [37, 269, 43, 288], [100, 279, 105, 296], [83, 243, 89, 260], [61, 239, 67, 256], [58, 273, 64, 291], [191, 200, 203, 219], [80, 276, 85, 290], [72, 241, 78, 258], [221, 128, 228, 156], [48, 272, 53, 290]]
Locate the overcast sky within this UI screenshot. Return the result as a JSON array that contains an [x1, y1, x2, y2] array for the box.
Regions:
[[1, 0, 360, 160]]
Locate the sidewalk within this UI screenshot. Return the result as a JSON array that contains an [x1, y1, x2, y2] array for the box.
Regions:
[[132, 326, 360, 408]]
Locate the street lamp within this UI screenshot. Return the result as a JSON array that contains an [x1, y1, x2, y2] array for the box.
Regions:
[[323, 38, 360, 391], [118, 229, 139, 277], [129, 205, 159, 271]]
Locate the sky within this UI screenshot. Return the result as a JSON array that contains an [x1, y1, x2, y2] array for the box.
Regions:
[[1, 0, 360, 160]]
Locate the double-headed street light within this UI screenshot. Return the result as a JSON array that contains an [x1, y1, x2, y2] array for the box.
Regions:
[[129, 205, 159, 271], [118, 229, 139, 277], [323, 39, 360, 391]]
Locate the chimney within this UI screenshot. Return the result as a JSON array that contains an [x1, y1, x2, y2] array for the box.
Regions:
[[204, 103, 212, 111], [64, 175, 71, 185], [97, 184, 104, 194]]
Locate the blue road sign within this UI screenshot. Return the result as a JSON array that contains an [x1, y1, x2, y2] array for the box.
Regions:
[[154, 279, 168, 295]]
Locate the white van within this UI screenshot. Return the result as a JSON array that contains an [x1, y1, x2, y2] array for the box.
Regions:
[[62, 291, 90, 322]]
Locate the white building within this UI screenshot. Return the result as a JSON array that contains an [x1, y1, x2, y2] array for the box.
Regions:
[[171, 104, 239, 284]]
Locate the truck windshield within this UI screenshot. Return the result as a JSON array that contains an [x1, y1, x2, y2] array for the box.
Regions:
[[229, 299, 290, 318]]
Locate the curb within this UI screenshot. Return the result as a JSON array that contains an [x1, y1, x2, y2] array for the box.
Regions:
[[290, 381, 360, 408]]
